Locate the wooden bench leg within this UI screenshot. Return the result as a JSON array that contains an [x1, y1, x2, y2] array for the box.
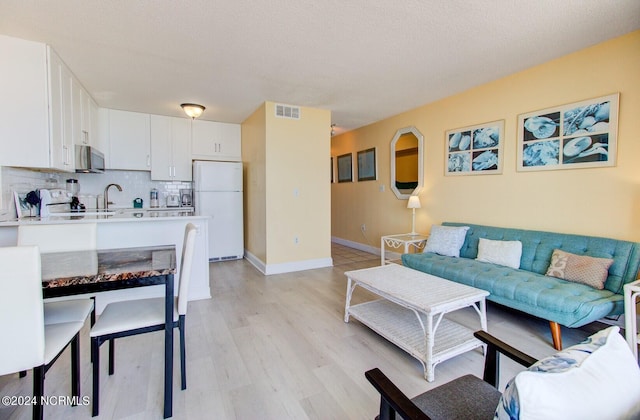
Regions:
[[550, 321, 562, 350]]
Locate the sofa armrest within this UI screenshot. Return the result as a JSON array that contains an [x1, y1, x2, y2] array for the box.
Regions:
[[474, 330, 538, 387]]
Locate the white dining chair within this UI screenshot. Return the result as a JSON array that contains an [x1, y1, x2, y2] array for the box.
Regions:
[[18, 223, 97, 326], [0, 246, 84, 420], [89, 223, 197, 416]]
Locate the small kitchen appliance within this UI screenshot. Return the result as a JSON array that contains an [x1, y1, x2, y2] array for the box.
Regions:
[[39, 189, 74, 217], [166, 192, 180, 207], [75, 145, 105, 173], [180, 189, 192, 207], [150, 189, 159, 208]]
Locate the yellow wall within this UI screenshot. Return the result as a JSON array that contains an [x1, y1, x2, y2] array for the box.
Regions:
[[243, 102, 332, 268], [241, 103, 267, 262], [332, 31, 640, 246]]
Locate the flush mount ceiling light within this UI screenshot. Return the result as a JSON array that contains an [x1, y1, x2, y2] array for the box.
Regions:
[[180, 103, 205, 119]]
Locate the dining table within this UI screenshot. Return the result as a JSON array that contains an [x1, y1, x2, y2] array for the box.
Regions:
[[40, 244, 177, 419]]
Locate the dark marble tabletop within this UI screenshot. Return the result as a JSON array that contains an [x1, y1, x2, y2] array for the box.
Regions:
[[41, 245, 176, 296]]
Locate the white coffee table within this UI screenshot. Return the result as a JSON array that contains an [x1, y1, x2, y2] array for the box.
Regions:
[[344, 264, 488, 382]]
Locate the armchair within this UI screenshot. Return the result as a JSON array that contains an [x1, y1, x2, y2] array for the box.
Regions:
[[366, 327, 640, 419]]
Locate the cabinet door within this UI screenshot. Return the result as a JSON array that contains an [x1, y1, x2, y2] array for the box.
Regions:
[[90, 98, 99, 148], [109, 109, 151, 170], [48, 49, 67, 171], [0, 35, 50, 168], [150, 114, 173, 180], [59, 63, 74, 170], [191, 120, 241, 161], [172, 117, 192, 181], [71, 77, 83, 145], [151, 115, 192, 181]]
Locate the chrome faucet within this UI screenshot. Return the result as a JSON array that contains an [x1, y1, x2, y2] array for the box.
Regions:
[[104, 183, 123, 210]]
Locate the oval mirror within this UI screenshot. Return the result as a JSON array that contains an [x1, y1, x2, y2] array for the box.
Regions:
[[390, 126, 424, 199]]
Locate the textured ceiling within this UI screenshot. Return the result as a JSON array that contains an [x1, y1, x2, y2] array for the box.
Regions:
[[1, 1, 638, 135]]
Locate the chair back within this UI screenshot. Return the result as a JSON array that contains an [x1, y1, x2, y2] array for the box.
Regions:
[[18, 223, 97, 253], [177, 223, 197, 316], [0, 246, 45, 375]]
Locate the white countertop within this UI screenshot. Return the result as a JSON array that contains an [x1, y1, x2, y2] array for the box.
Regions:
[[0, 208, 208, 226]]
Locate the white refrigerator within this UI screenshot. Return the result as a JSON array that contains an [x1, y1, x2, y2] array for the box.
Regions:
[[193, 160, 244, 261]]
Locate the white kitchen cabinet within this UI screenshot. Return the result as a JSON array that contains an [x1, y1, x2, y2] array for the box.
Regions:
[[108, 109, 151, 171], [191, 120, 241, 161], [150, 115, 192, 181], [0, 35, 73, 171], [72, 80, 97, 147]]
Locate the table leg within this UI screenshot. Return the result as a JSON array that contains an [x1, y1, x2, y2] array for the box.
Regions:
[[164, 274, 174, 419], [344, 277, 355, 322], [479, 299, 487, 331], [380, 238, 385, 265], [425, 314, 435, 382]]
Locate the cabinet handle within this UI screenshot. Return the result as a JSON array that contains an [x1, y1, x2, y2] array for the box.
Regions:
[[169, 166, 172, 177], [147, 155, 151, 167]]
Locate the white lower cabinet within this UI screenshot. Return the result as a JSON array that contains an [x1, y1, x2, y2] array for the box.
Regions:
[[191, 119, 241, 161], [108, 109, 151, 170], [150, 115, 192, 181]]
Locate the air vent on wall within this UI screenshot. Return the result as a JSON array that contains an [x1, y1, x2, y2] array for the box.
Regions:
[[275, 104, 300, 120]]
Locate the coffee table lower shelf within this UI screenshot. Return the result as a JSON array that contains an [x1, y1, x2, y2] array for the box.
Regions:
[[348, 299, 482, 380]]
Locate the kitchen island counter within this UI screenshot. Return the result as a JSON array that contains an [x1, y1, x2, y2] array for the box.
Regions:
[[0, 211, 212, 311], [0, 208, 205, 225]]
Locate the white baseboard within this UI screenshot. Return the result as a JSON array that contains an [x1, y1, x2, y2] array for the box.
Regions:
[[331, 236, 401, 261], [245, 249, 333, 275]]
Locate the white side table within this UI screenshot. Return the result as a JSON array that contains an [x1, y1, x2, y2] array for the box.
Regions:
[[624, 279, 640, 361], [380, 233, 429, 265]]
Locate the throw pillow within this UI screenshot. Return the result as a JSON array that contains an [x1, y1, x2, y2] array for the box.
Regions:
[[423, 225, 469, 258], [495, 326, 640, 420], [475, 238, 522, 269], [545, 249, 613, 289]]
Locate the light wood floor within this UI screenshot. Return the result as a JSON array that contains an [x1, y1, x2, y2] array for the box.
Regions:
[[0, 244, 605, 419]]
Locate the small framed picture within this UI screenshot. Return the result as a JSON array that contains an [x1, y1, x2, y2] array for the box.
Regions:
[[337, 153, 353, 183], [445, 120, 504, 176], [517, 93, 619, 171], [357, 147, 377, 181], [14, 191, 36, 218]]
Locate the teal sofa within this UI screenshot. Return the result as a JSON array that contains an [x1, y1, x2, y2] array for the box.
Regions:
[[401, 222, 640, 349]]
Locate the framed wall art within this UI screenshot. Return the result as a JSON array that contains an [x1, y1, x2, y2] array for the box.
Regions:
[[337, 153, 353, 183], [517, 93, 619, 171], [445, 120, 504, 176], [330, 157, 334, 183], [357, 147, 377, 181]]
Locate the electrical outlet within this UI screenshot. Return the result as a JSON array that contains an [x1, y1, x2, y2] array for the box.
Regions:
[[361, 224, 366, 232], [294, 236, 299, 244]]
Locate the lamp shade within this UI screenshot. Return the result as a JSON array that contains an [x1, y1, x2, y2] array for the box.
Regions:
[[180, 103, 205, 119], [407, 195, 421, 209]]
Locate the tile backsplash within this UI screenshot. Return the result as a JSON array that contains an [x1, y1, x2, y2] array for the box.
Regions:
[[1, 166, 192, 220]]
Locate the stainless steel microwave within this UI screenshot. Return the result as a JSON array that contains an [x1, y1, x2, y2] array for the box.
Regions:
[[75, 145, 105, 173]]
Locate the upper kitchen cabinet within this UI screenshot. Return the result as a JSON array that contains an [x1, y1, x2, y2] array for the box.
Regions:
[[150, 115, 192, 181], [72, 78, 96, 147], [0, 35, 74, 171], [192, 120, 241, 161], [108, 109, 151, 171]]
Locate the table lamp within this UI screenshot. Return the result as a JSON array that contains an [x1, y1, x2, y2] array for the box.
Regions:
[[407, 195, 421, 235]]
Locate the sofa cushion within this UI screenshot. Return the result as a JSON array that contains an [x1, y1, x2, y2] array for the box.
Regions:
[[401, 252, 622, 327], [546, 249, 614, 290], [443, 222, 640, 294], [495, 326, 640, 420], [423, 225, 469, 257], [476, 238, 522, 269]]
